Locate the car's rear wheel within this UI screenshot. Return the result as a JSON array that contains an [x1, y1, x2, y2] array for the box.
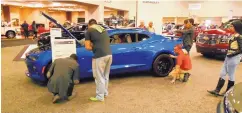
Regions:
[[153, 54, 174, 77], [6, 31, 16, 38]]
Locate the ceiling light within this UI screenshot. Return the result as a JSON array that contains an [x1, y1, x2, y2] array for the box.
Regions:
[[52, 2, 61, 7], [35, 3, 44, 7]]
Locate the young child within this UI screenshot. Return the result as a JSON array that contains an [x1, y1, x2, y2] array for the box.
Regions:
[[169, 44, 192, 84]]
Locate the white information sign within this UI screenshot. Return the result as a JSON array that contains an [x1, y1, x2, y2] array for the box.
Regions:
[[50, 28, 76, 62], [51, 39, 76, 62], [50, 28, 62, 38]]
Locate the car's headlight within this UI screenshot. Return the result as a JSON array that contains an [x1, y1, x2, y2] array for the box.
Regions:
[[220, 35, 229, 44], [26, 49, 41, 61], [26, 55, 39, 61]]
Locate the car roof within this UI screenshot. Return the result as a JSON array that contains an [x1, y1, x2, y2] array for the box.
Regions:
[[106, 28, 153, 35]]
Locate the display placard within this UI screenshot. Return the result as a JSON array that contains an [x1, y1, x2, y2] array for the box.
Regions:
[[50, 28, 62, 38], [50, 28, 76, 62], [51, 39, 76, 62]]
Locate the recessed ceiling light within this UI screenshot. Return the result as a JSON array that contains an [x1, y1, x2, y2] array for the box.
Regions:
[[52, 2, 61, 7]]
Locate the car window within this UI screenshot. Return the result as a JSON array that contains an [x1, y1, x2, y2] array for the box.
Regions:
[[110, 33, 134, 44], [137, 34, 150, 42], [110, 33, 150, 44]]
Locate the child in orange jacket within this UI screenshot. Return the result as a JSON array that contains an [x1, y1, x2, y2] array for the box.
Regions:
[[169, 44, 192, 84]]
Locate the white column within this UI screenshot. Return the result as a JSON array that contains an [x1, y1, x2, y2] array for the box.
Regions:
[[98, 4, 104, 24], [228, 10, 233, 20], [175, 17, 178, 24], [84, 9, 89, 23], [85, 4, 104, 24]]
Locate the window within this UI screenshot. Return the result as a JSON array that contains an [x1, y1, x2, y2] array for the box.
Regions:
[[137, 34, 150, 42], [110, 33, 150, 44]]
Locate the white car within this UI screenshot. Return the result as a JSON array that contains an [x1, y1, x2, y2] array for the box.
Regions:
[[1, 20, 21, 38]]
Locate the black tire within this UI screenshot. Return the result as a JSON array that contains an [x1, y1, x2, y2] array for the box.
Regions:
[[28, 30, 34, 36], [6, 31, 16, 38], [152, 54, 174, 77]]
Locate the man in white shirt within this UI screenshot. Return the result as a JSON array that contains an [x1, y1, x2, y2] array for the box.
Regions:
[[147, 21, 155, 33]]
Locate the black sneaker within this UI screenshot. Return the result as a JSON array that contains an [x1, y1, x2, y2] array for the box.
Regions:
[[183, 73, 190, 82]]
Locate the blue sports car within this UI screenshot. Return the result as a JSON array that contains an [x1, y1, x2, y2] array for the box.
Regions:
[[25, 12, 182, 84]]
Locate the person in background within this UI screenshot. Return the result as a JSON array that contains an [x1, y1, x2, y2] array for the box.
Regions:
[[21, 21, 29, 39], [200, 22, 207, 30], [188, 18, 196, 41], [47, 54, 80, 103], [1, 20, 8, 27], [207, 20, 242, 96], [174, 19, 194, 54], [111, 35, 121, 44], [32, 21, 38, 39], [85, 19, 112, 102], [123, 19, 129, 27], [169, 44, 192, 84], [147, 21, 155, 33], [167, 22, 172, 31], [138, 21, 146, 30], [63, 20, 71, 28]]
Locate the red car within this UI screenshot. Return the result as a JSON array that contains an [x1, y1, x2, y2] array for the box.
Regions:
[[196, 19, 241, 57]]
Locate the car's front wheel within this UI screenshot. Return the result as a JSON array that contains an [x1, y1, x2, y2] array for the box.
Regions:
[[6, 31, 16, 38], [153, 54, 174, 77]]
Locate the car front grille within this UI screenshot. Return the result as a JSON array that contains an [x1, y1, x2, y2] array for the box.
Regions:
[[197, 34, 220, 45]]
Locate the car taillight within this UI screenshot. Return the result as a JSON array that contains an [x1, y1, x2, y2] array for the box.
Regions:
[[220, 35, 229, 44], [42, 66, 46, 74]]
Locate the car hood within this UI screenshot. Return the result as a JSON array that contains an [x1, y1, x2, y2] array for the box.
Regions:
[[227, 82, 242, 112], [202, 29, 228, 35], [40, 12, 78, 41]]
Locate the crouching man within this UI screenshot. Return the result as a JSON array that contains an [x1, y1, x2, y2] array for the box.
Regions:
[[169, 44, 192, 84], [47, 54, 80, 103]]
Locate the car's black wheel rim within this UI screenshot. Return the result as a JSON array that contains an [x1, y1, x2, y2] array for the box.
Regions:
[[7, 32, 15, 38], [156, 57, 172, 75]]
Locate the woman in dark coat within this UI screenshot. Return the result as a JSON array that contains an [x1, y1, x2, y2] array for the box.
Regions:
[[32, 21, 38, 39], [207, 20, 242, 96], [47, 54, 80, 103]]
